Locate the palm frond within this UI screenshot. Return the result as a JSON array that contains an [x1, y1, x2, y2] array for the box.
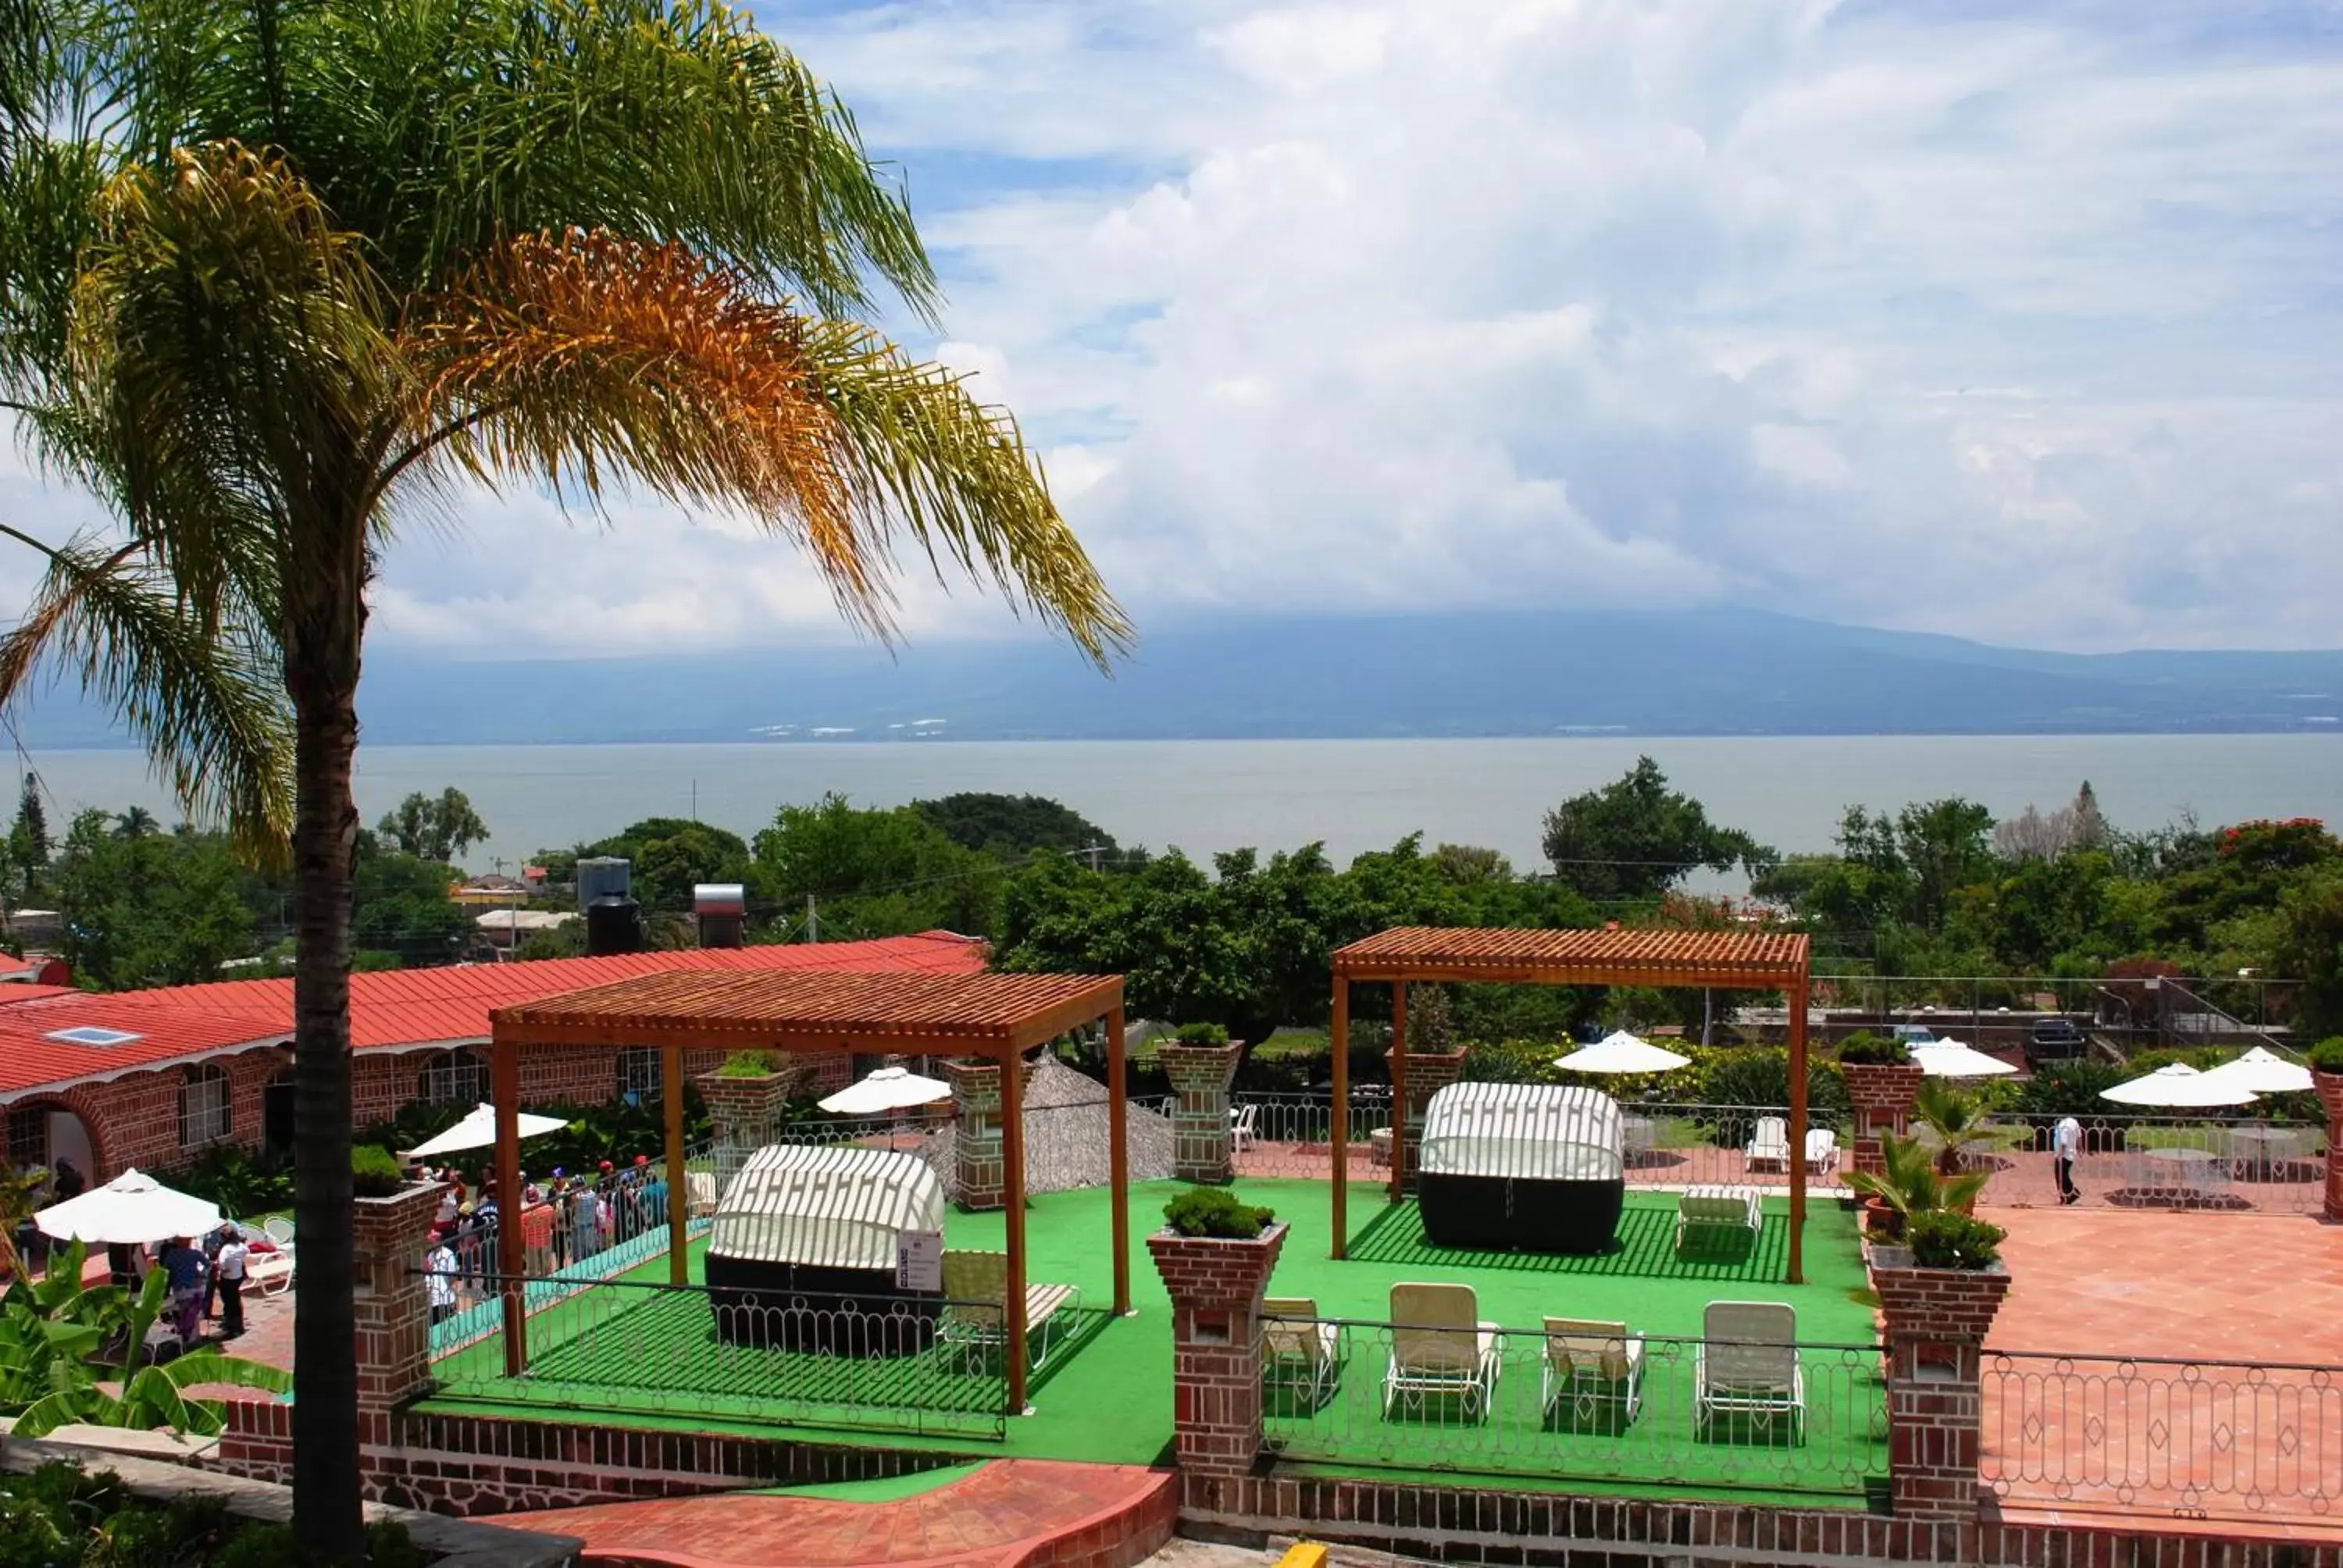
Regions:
[[0, 529, 291, 858], [405, 229, 1126, 661]]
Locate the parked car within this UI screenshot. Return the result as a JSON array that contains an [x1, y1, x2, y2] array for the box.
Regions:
[[1891, 1024, 1938, 1047], [2026, 1017, 2088, 1064]]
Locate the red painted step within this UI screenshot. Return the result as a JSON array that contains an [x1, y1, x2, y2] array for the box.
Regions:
[[522, 1459, 1175, 1568]]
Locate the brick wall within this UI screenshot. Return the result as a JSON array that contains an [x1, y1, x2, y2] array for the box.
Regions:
[[1870, 1249, 2011, 1528], [1147, 1221, 1286, 1479], [1386, 1047, 1464, 1191], [1158, 1042, 1241, 1184], [2316, 1071, 2343, 1223], [1843, 1063, 1925, 1178], [947, 1060, 1005, 1210]]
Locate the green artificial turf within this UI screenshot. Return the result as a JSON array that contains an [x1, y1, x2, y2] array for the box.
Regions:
[[746, 1462, 986, 1502], [420, 1178, 1883, 1502]]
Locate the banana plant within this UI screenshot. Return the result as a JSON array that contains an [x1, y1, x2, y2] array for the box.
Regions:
[[1846, 1131, 1988, 1238], [0, 1240, 288, 1437], [0, 1161, 46, 1279]]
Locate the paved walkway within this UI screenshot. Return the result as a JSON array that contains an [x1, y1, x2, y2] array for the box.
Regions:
[[519, 1459, 1175, 1568]]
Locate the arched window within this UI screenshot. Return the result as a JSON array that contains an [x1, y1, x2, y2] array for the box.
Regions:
[[616, 1047, 661, 1105], [179, 1064, 232, 1148], [416, 1049, 489, 1107]]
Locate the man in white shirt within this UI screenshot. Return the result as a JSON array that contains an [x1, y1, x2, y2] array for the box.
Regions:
[[426, 1239, 458, 1324], [2052, 1115, 2082, 1205], [214, 1229, 251, 1338]]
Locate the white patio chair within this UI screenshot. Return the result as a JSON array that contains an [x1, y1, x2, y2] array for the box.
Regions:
[[1674, 1187, 1762, 1257], [940, 1249, 1082, 1371], [1382, 1282, 1500, 1422], [262, 1217, 296, 1249], [1803, 1128, 1840, 1175], [1263, 1295, 1342, 1409], [1696, 1300, 1805, 1443], [1540, 1316, 1643, 1430], [245, 1246, 295, 1299], [1743, 1117, 1791, 1171], [1231, 1103, 1260, 1153]]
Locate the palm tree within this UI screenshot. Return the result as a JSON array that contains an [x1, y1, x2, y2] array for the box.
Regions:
[[1913, 1078, 1999, 1177], [0, 3, 1127, 1555], [112, 805, 158, 839]]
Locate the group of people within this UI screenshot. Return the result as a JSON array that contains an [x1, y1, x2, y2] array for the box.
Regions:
[[419, 1153, 675, 1325], [140, 1224, 252, 1342]]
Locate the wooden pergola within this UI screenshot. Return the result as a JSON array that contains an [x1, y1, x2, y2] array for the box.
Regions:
[[1329, 927, 1816, 1282], [486, 968, 1129, 1409]]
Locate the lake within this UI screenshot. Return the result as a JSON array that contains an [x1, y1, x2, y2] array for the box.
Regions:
[[11, 734, 2340, 873]]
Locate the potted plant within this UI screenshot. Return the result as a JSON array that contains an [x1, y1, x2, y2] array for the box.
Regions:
[[1912, 1078, 1999, 1177], [1837, 1032, 1925, 1160], [1869, 1210, 2013, 1342], [696, 1049, 801, 1147], [1145, 1186, 1286, 1309], [1847, 1131, 1985, 1239]]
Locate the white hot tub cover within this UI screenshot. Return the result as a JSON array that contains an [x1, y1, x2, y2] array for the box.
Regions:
[[710, 1144, 947, 1271], [1418, 1082, 1624, 1182]]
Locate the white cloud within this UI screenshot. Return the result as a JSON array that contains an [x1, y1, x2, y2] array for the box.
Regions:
[[8, 0, 2342, 657]]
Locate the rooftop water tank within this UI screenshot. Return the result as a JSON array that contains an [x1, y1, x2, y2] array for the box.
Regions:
[[694, 883, 746, 950], [576, 856, 631, 908]]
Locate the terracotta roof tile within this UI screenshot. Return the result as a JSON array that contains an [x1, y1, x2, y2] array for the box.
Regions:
[[1333, 925, 1809, 985], [0, 933, 987, 1099]]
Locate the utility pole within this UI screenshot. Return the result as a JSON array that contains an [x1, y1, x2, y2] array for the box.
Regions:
[[804, 893, 818, 943]]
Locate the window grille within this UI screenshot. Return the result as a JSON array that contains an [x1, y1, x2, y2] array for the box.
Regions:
[[180, 1065, 232, 1148], [416, 1049, 489, 1107], [617, 1046, 662, 1103]]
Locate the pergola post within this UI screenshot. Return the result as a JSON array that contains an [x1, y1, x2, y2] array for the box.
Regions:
[[1788, 975, 1810, 1287], [491, 1035, 526, 1377], [662, 1042, 688, 1286], [1330, 978, 1350, 1260], [1000, 1043, 1030, 1412], [1386, 981, 1409, 1206], [1107, 1007, 1131, 1316]]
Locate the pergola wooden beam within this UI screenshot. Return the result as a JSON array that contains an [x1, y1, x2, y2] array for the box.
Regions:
[[485, 968, 1129, 1412], [1330, 926, 1813, 1283]]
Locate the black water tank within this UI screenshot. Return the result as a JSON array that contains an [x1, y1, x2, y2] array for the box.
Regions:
[[584, 893, 644, 956]]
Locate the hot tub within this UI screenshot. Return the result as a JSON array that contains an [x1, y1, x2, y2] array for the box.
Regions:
[[705, 1143, 945, 1354], [1417, 1082, 1625, 1255]]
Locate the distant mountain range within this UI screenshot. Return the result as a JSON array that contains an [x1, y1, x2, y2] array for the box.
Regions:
[[13, 608, 2343, 746]]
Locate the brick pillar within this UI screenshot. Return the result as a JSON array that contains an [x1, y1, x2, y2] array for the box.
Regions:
[[1385, 1048, 1465, 1193], [695, 1065, 798, 1155], [2315, 1071, 2343, 1224], [353, 1180, 448, 1417], [1160, 1042, 1243, 1184], [946, 1060, 1004, 1211], [1872, 1249, 2010, 1529], [1147, 1221, 1286, 1499], [1844, 1063, 1925, 1177]]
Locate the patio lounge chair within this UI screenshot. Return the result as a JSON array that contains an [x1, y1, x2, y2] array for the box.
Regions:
[[685, 1171, 719, 1217], [1263, 1295, 1342, 1409], [1540, 1316, 1643, 1430], [1232, 1103, 1260, 1153], [1696, 1300, 1805, 1443], [1674, 1187, 1762, 1257], [1743, 1116, 1791, 1170], [940, 1249, 1082, 1371], [1382, 1282, 1500, 1422], [1803, 1128, 1840, 1175], [262, 1217, 296, 1249]]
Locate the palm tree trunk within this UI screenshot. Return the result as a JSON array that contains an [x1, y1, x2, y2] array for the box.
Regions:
[[287, 585, 366, 1559]]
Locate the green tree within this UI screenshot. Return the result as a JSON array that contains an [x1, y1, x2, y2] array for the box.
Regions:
[[576, 818, 751, 916], [2269, 867, 2343, 1041], [349, 839, 472, 968], [911, 793, 1118, 861], [52, 810, 257, 988], [751, 794, 1000, 939], [7, 777, 48, 899], [111, 805, 159, 839], [0, 5, 1125, 1550], [375, 787, 489, 868], [1539, 757, 1774, 902]]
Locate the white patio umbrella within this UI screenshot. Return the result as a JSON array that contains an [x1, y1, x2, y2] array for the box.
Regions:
[[1553, 1030, 1692, 1075], [2099, 1062, 2262, 1109], [820, 1065, 952, 1117], [2192, 1046, 2315, 1096], [1908, 1037, 2019, 1078], [406, 1102, 571, 1159], [36, 1168, 221, 1245]]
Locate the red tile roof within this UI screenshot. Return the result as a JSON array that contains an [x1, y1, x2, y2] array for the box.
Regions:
[[0, 933, 987, 1099]]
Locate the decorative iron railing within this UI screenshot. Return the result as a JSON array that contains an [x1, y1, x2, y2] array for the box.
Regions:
[[1954, 1115, 2330, 1216], [1259, 1313, 1886, 1498], [1982, 1349, 2342, 1523], [424, 1272, 1014, 1440]]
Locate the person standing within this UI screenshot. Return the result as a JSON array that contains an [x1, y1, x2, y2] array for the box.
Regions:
[[52, 1158, 84, 1201], [425, 1237, 458, 1325], [159, 1236, 208, 1343], [2052, 1114, 2082, 1205], [214, 1227, 250, 1338]]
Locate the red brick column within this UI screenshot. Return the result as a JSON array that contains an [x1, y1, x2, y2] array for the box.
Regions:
[[355, 1181, 448, 1419], [2315, 1071, 2343, 1224], [1147, 1221, 1286, 1498], [1385, 1048, 1465, 1193], [1871, 1248, 2010, 1530], [1844, 1063, 1925, 1177], [1160, 1042, 1243, 1184], [945, 1060, 1004, 1211], [695, 1067, 798, 1154]]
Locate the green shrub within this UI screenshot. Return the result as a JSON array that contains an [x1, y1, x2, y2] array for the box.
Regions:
[[1161, 1186, 1275, 1238], [0, 1464, 423, 1568], [1835, 1032, 1909, 1066], [716, 1049, 782, 1077], [1905, 1209, 2006, 1270], [1460, 1038, 1563, 1085], [1171, 1021, 1232, 1048], [2309, 1037, 2343, 1074], [350, 1145, 406, 1198]]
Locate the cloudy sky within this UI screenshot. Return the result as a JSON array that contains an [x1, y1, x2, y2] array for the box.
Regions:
[[13, 0, 2343, 660]]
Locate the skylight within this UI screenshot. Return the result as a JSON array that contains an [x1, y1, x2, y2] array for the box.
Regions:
[[45, 1026, 143, 1048]]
